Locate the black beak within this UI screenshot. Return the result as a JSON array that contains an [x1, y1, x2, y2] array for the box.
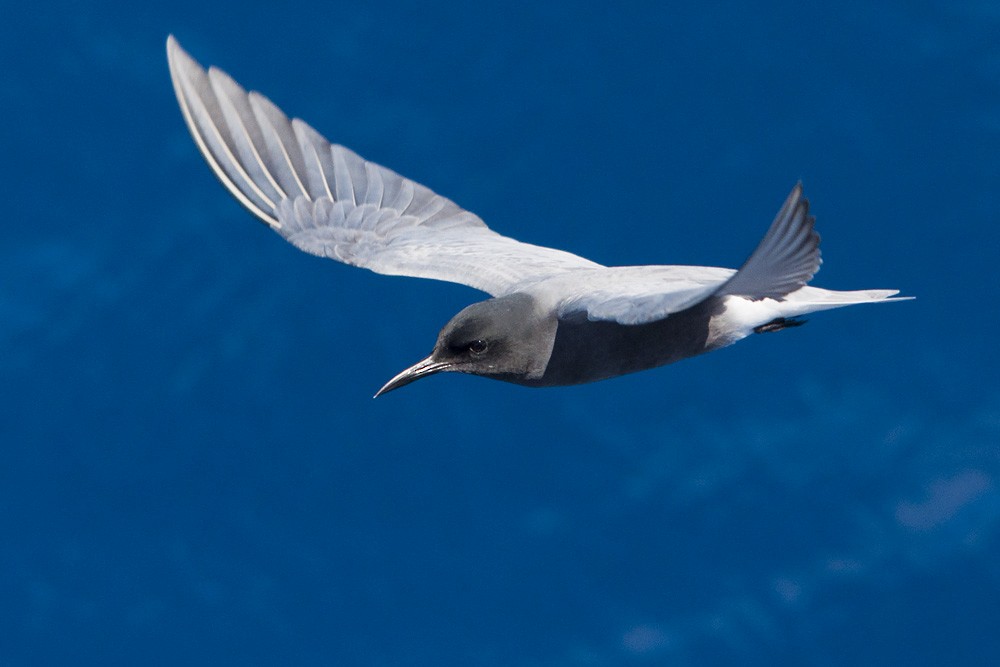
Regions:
[[373, 356, 450, 398]]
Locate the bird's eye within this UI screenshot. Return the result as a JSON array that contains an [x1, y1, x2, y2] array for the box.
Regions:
[[468, 339, 488, 356]]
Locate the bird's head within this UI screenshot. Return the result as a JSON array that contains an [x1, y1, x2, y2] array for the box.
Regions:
[[374, 293, 557, 397]]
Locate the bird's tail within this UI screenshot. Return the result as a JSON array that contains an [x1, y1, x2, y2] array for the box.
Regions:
[[776, 287, 913, 318]]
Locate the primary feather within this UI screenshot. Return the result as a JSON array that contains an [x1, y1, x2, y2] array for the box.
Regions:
[[167, 36, 907, 330], [167, 36, 601, 296]]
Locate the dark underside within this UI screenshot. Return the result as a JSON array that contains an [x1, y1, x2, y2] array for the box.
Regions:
[[520, 297, 727, 387]]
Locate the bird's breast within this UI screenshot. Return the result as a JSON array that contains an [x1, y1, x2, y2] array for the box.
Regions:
[[528, 297, 727, 386]]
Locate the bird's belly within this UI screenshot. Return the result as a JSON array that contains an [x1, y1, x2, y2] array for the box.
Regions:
[[526, 297, 728, 387]]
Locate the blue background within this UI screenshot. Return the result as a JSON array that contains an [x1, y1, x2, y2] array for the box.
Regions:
[[3, 1, 998, 664]]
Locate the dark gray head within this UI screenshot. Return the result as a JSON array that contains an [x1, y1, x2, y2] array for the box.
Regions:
[[374, 293, 557, 397]]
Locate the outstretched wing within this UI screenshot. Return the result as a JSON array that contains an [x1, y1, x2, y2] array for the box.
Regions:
[[548, 265, 733, 325], [714, 182, 821, 300], [546, 184, 822, 325], [166, 36, 601, 296]]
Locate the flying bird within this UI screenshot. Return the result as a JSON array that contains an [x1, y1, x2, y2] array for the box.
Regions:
[[166, 36, 909, 397]]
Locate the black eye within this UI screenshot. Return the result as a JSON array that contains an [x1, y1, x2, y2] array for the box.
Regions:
[[467, 339, 488, 356]]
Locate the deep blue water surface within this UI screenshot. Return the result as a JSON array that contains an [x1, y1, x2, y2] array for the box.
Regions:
[[2, 2, 999, 664]]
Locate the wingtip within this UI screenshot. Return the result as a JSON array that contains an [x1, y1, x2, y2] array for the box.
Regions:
[[714, 181, 822, 300], [166, 34, 182, 61], [166, 34, 194, 80]]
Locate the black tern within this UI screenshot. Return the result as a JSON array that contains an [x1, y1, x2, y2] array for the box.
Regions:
[[167, 36, 910, 397]]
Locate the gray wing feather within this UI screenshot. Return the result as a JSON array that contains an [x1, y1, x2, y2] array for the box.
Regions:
[[169, 49, 279, 224], [561, 286, 720, 324], [548, 265, 734, 325], [247, 92, 312, 201], [167, 36, 600, 295], [545, 184, 824, 325], [714, 182, 821, 300], [208, 69, 289, 206]]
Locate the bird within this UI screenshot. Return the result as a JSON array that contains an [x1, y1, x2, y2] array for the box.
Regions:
[[166, 36, 910, 397]]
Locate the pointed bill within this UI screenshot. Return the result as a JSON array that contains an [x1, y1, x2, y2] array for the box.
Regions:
[[373, 356, 451, 398]]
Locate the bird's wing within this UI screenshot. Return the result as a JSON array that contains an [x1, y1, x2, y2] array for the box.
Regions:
[[548, 265, 734, 325], [166, 36, 601, 296], [549, 184, 821, 325], [713, 182, 821, 300]]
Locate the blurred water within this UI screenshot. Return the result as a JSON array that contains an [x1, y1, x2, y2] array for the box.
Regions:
[[1, 1, 998, 664]]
